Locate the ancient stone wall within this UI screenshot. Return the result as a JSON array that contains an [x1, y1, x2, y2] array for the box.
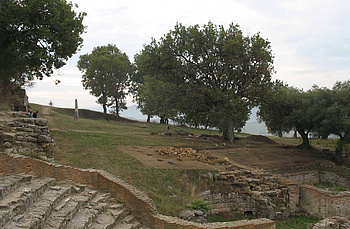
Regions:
[[200, 170, 300, 220], [0, 113, 55, 160], [319, 170, 350, 187], [300, 185, 350, 218], [0, 152, 276, 229], [200, 166, 350, 220], [283, 169, 350, 187]]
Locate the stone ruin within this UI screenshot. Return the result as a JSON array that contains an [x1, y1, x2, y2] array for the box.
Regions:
[[0, 112, 55, 161], [197, 163, 350, 226], [199, 169, 299, 220]]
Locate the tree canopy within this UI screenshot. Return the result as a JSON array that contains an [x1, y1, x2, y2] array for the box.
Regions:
[[259, 80, 350, 163], [135, 22, 275, 143], [313, 81, 350, 164], [0, 0, 86, 85], [77, 44, 131, 116], [258, 82, 322, 148]]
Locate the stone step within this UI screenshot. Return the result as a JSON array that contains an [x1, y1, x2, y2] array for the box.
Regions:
[[65, 193, 114, 229], [5, 181, 74, 228], [42, 187, 97, 229], [0, 174, 144, 229], [113, 214, 141, 229], [89, 207, 128, 229], [0, 176, 56, 228], [0, 173, 32, 200]]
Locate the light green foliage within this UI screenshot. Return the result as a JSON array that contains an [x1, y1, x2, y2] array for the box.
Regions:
[[78, 44, 131, 116], [0, 0, 86, 84], [190, 199, 211, 213]]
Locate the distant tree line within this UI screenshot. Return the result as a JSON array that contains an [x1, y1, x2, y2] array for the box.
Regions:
[[258, 80, 350, 165], [78, 22, 275, 144]]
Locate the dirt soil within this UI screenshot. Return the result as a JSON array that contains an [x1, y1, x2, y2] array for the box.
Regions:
[[116, 135, 327, 171]]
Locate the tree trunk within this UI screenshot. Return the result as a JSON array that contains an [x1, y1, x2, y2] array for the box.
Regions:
[[102, 103, 107, 116], [160, 115, 165, 124], [296, 127, 311, 148], [293, 127, 297, 138], [224, 118, 235, 144], [115, 97, 119, 117], [335, 134, 349, 165], [335, 136, 344, 165], [147, 115, 151, 122]]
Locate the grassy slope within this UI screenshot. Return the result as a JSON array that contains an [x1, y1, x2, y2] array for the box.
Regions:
[[33, 104, 225, 215], [30, 104, 329, 228]]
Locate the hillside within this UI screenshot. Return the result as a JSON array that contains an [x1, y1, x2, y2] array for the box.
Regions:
[[31, 104, 335, 218]]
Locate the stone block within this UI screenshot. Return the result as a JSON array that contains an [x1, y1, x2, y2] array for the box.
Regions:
[[34, 118, 47, 126], [3, 142, 12, 148], [1, 133, 16, 142], [27, 136, 37, 142]]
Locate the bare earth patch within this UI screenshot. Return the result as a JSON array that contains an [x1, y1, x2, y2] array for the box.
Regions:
[[115, 135, 323, 171], [114, 145, 224, 170]]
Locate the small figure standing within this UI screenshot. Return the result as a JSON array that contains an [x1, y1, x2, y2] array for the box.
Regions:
[[33, 111, 38, 118], [29, 111, 33, 118]]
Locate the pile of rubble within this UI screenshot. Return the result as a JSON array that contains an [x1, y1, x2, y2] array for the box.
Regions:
[[156, 147, 207, 160]]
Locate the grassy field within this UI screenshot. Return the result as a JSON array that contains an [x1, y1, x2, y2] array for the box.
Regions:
[[32, 104, 225, 215], [29, 103, 340, 228]]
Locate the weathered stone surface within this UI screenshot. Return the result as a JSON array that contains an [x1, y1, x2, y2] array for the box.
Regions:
[[0, 115, 54, 159], [0, 174, 143, 229], [312, 216, 350, 229]]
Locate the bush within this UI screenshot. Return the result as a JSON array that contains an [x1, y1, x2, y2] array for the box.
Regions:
[[190, 200, 211, 213]]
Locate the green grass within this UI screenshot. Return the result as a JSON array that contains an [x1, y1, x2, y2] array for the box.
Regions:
[[37, 105, 221, 215], [314, 182, 350, 191], [27, 104, 342, 224], [207, 213, 255, 223], [276, 216, 319, 229]]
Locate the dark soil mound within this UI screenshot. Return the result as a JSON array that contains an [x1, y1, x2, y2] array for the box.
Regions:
[[245, 135, 277, 144]]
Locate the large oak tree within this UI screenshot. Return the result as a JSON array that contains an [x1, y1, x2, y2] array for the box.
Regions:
[[135, 22, 274, 143]]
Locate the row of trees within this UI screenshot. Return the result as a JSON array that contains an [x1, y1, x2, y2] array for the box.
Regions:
[[2, 1, 348, 163], [79, 22, 275, 144], [258, 80, 350, 164]]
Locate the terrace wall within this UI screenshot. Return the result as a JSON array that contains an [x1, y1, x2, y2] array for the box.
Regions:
[[0, 152, 275, 229]]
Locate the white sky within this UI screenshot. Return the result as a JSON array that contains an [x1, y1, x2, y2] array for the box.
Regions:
[[26, 0, 350, 110]]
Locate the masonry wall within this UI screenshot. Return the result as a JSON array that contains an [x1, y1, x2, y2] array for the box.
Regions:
[[0, 115, 55, 160], [299, 185, 350, 218], [200, 170, 300, 220], [282, 170, 320, 185], [319, 170, 350, 187], [283, 169, 350, 187], [0, 152, 275, 229]]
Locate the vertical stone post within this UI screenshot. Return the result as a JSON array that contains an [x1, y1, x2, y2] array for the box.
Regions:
[[74, 99, 79, 121]]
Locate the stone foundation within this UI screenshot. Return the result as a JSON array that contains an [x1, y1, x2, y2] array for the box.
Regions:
[[200, 170, 299, 220], [0, 113, 55, 160], [283, 169, 350, 187], [200, 166, 350, 221]]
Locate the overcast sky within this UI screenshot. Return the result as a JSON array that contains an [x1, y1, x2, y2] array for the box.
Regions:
[[26, 0, 350, 110]]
